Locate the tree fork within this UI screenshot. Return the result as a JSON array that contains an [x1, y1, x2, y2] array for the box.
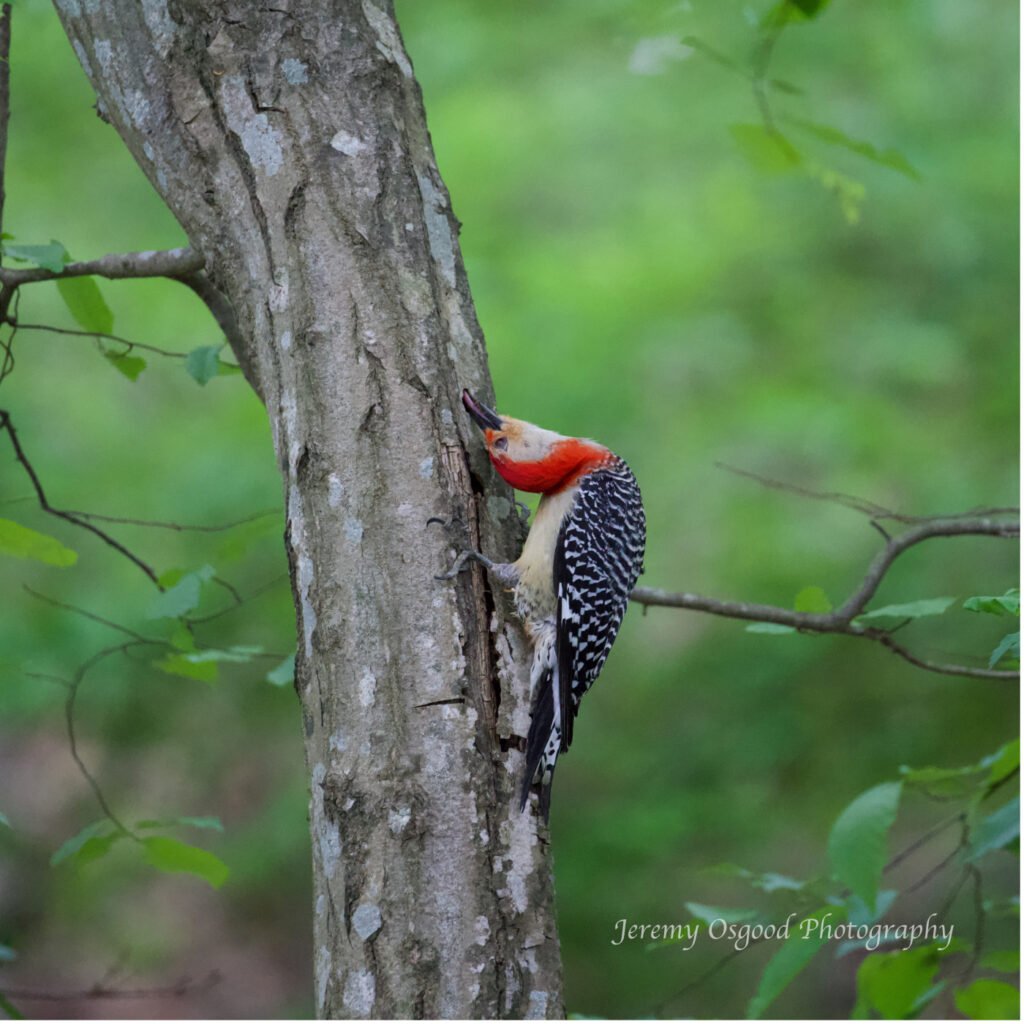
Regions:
[[53, 1, 562, 1017]]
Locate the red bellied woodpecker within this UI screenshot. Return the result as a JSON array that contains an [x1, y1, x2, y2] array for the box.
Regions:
[[440, 389, 646, 820]]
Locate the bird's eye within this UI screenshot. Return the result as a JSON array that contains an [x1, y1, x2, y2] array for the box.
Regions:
[[493, 436, 508, 452]]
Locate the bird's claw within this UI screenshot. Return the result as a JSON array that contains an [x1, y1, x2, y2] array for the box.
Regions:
[[435, 548, 494, 582]]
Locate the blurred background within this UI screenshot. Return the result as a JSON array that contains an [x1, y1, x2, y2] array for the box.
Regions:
[[0, 0, 1017, 1017]]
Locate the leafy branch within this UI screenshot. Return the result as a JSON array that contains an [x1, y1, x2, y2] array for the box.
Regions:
[[653, 738, 1020, 1018], [630, 469, 1018, 681]]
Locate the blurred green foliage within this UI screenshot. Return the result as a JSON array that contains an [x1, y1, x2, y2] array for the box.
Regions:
[[0, 0, 1017, 1017]]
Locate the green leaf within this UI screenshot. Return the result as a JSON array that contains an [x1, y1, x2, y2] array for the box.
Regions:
[[0, 811, 9, 829], [136, 816, 224, 833], [73, 832, 125, 867], [2, 240, 66, 272], [900, 763, 978, 798], [0, 518, 78, 567], [266, 652, 296, 686], [50, 820, 111, 866], [967, 797, 1019, 861], [0, 992, 25, 1020], [980, 949, 1020, 974], [185, 345, 224, 385], [141, 836, 229, 888], [704, 863, 805, 892], [680, 35, 747, 78], [153, 653, 218, 684], [785, 115, 920, 180], [181, 645, 262, 664], [983, 739, 1020, 786], [56, 276, 114, 334], [846, 888, 898, 928], [989, 632, 1019, 669], [963, 589, 1020, 617], [954, 979, 1020, 1020], [170, 623, 197, 652], [745, 622, 796, 634], [788, 0, 830, 17], [856, 597, 954, 622], [730, 123, 802, 174], [147, 564, 215, 619], [856, 945, 944, 1019], [747, 906, 845, 1018], [828, 781, 902, 909], [684, 902, 759, 925], [103, 349, 146, 381], [794, 585, 832, 613]]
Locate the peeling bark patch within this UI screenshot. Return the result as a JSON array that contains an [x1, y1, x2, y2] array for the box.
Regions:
[[290, 485, 318, 658], [221, 75, 284, 176], [72, 40, 91, 74], [55, 0, 81, 16], [330, 129, 368, 156], [503, 809, 539, 914], [358, 668, 377, 708], [419, 455, 434, 479], [388, 806, 412, 834], [474, 915, 490, 947], [141, 0, 176, 55], [351, 903, 383, 940], [282, 57, 309, 84], [94, 38, 112, 72], [360, 1, 413, 77], [327, 473, 344, 508], [343, 968, 376, 1015], [527, 990, 550, 1019], [416, 173, 456, 287], [280, 329, 292, 352], [344, 516, 364, 544], [315, 945, 331, 1015]]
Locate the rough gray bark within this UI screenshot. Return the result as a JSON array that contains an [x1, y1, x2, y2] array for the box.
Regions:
[[54, 0, 562, 1017]]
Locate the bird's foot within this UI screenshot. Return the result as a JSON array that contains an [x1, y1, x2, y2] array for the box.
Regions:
[[436, 548, 495, 581]]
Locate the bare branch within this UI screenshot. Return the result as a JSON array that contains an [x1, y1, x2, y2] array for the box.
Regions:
[[0, 246, 203, 287], [631, 515, 1020, 681]]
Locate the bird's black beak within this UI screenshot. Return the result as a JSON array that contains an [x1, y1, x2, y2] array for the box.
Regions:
[[462, 389, 502, 431]]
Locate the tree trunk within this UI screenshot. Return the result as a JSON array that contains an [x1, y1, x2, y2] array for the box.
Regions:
[[54, 1, 563, 1017]]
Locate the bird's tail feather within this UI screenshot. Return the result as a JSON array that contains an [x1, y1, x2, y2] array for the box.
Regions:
[[520, 664, 559, 821]]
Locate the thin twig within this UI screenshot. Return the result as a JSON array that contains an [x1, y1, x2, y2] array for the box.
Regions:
[[631, 515, 1019, 681], [10, 321, 190, 358], [0, 2, 10, 248], [23, 586, 157, 643], [61, 507, 279, 533], [62, 643, 152, 838], [715, 462, 1017, 524], [186, 572, 289, 625], [2, 971, 221, 1002], [883, 812, 965, 875], [0, 409, 161, 586]]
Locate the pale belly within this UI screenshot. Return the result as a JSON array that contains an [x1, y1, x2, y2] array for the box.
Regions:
[[512, 486, 578, 631]]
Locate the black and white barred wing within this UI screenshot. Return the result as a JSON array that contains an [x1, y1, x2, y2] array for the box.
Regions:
[[554, 461, 646, 751]]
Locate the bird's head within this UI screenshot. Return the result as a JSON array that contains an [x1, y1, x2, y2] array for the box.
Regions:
[[461, 389, 609, 494]]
